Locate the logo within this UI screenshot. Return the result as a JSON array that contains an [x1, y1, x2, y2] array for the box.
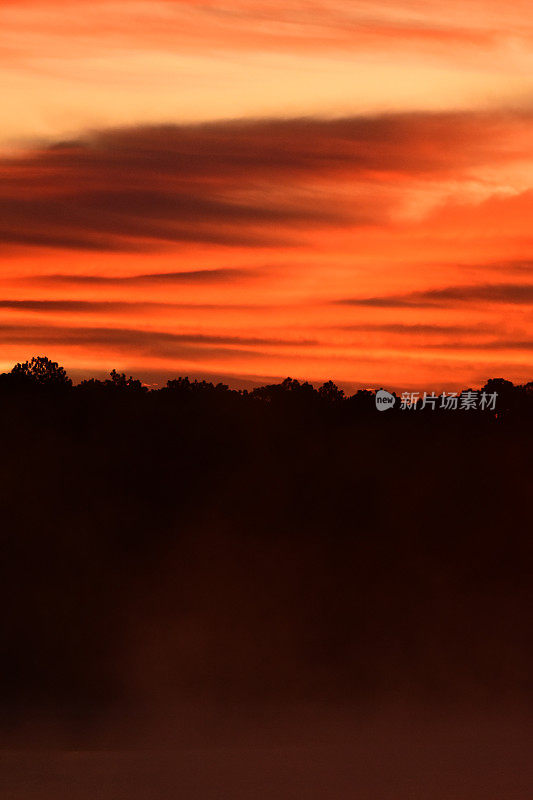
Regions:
[[375, 389, 396, 411]]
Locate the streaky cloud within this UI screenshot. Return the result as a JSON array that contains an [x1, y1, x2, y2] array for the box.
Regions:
[[1, 111, 531, 252], [337, 283, 533, 307], [0, 322, 317, 353], [16, 268, 261, 287]]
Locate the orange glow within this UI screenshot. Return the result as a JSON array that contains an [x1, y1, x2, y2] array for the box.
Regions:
[[0, 2, 531, 389]]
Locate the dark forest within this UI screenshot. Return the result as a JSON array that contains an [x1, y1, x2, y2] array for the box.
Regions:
[[1, 357, 532, 798]]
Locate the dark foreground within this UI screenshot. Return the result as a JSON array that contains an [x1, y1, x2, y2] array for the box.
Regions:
[[2, 711, 532, 800], [1, 359, 532, 797]]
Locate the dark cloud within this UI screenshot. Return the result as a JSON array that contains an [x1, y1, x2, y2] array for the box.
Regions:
[[465, 258, 533, 274], [0, 299, 155, 312], [0, 323, 316, 360], [0, 192, 309, 251], [1, 111, 529, 252], [0, 298, 274, 313], [17, 267, 260, 287], [338, 283, 533, 307], [68, 112, 530, 178], [426, 339, 533, 351], [332, 323, 487, 334]]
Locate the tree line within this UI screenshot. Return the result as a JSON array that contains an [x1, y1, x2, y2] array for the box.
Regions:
[[1, 355, 531, 417]]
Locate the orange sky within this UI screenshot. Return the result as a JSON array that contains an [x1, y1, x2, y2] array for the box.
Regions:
[[0, 0, 532, 389]]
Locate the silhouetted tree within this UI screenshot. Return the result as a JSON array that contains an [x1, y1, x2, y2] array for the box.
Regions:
[[318, 380, 345, 403], [107, 369, 147, 392], [10, 355, 72, 388]]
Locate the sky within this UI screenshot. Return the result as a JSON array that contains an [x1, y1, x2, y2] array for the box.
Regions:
[[1, 0, 532, 390]]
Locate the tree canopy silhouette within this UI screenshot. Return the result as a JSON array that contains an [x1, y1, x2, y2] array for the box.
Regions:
[[8, 355, 72, 389]]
